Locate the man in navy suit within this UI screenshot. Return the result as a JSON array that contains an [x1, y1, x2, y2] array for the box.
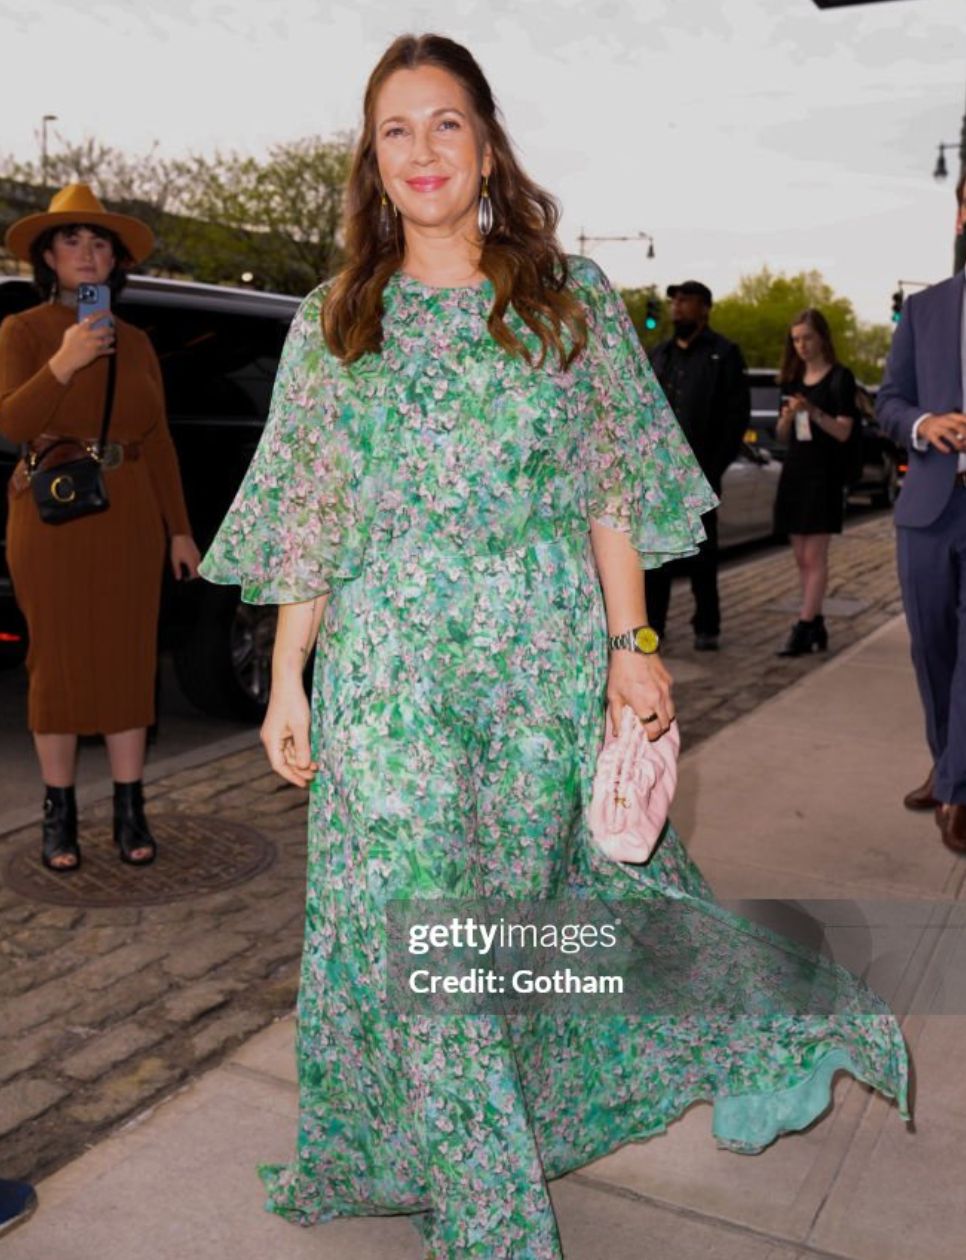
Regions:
[[876, 171, 966, 852]]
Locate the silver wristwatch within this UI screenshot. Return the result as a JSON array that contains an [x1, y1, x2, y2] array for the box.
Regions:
[[607, 624, 661, 654]]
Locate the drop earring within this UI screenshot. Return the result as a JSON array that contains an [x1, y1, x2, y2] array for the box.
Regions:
[[478, 174, 493, 237], [379, 190, 396, 242]]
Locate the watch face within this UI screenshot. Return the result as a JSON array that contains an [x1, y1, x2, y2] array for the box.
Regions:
[[634, 626, 660, 653]]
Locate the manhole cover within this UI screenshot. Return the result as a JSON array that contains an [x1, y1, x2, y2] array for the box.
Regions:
[[3, 814, 277, 908]]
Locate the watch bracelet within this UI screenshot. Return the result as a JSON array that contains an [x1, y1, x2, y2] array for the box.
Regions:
[[607, 624, 658, 653]]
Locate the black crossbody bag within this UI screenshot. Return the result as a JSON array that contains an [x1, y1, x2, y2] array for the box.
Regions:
[[26, 353, 118, 526]]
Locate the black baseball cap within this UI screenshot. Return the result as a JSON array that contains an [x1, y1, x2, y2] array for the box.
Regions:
[[666, 280, 713, 306]]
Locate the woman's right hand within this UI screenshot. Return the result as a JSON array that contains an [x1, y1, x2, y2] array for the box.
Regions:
[[260, 682, 317, 788], [48, 315, 115, 385], [776, 398, 795, 439]]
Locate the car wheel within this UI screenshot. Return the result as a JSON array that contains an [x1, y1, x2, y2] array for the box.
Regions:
[[874, 455, 900, 508], [173, 584, 277, 721]]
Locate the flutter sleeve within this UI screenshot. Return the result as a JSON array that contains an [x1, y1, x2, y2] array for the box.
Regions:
[[574, 258, 718, 569], [198, 286, 365, 604]]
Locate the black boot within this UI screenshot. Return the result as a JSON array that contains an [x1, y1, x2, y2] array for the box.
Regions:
[[777, 617, 828, 657], [113, 780, 157, 866], [41, 786, 80, 873]]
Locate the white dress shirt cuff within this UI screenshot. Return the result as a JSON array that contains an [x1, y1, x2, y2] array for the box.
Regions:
[[911, 414, 931, 452]]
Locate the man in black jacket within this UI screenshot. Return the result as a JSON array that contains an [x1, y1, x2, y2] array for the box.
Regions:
[[647, 280, 750, 650]]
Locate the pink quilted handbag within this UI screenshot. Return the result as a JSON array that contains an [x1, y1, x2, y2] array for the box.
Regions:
[[588, 706, 680, 863]]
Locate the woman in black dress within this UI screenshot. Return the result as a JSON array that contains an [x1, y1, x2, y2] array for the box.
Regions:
[[773, 308, 858, 655]]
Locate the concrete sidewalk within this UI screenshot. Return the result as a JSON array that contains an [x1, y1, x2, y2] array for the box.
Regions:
[[5, 615, 960, 1260]]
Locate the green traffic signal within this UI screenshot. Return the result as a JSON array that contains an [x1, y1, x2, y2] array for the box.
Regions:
[[891, 289, 903, 323], [644, 297, 661, 331]]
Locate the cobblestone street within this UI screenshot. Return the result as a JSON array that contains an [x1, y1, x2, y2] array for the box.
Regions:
[[0, 511, 904, 1183]]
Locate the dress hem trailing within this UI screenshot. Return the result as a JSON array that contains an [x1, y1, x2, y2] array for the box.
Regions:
[[254, 1041, 908, 1227]]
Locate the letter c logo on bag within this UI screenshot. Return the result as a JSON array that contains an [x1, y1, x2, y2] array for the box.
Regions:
[[50, 475, 76, 503]]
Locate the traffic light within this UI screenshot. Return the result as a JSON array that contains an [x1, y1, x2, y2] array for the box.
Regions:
[[891, 289, 903, 323], [644, 296, 661, 331]]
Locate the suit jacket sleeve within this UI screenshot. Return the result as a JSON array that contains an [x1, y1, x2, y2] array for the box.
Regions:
[[713, 343, 751, 483], [876, 304, 922, 447]]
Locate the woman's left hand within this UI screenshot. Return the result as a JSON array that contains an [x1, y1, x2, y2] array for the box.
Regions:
[[606, 650, 674, 741], [170, 534, 201, 580]]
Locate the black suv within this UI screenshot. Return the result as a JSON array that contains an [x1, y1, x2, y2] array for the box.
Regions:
[[0, 274, 300, 719]]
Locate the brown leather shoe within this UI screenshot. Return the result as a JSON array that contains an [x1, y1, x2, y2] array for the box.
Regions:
[[904, 769, 939, 811], [936, 804, 966, 854]]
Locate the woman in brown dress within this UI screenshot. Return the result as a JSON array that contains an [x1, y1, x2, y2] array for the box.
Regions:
[[0, 184, 200, 871]]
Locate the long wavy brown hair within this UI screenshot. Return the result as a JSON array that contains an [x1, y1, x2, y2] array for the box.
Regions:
[[323, 33, 587, 369], [778, 308, 839, 386]]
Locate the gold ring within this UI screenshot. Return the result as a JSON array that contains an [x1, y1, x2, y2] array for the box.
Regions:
[[639, 712, 659, 724]]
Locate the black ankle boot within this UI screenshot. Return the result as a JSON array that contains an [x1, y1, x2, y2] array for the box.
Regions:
[[41, 786, 80, 873], [113, 780, 157, 866], [777, 618, 827, 657]]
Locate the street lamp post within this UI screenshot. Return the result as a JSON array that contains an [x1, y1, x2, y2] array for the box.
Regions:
[[577, 229, 656, 260], [41, 114, 58, 191], [931, 83, 966, 274]]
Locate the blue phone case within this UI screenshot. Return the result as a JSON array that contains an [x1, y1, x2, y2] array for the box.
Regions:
[[77, 283, 112, 328]]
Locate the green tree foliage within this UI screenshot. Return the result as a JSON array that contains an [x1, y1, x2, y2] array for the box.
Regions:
[[177, 136, 352, 293], [845, 321, 893, 386], [710, 268, 855, 371], [0, 133, 353, 295], [620, 267, 892, 385]]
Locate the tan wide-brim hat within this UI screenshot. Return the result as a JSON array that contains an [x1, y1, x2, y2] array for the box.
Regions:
[[4, 182, 155, 264]]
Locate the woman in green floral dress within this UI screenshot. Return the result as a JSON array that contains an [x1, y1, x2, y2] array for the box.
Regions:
[[200, 33, 909, 1260]]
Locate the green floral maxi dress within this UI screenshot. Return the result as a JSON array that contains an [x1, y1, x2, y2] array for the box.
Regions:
[[200, 258, 909, 1259]]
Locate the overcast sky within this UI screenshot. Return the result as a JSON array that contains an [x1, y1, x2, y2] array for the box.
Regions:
[[3, 0, 965, 322]]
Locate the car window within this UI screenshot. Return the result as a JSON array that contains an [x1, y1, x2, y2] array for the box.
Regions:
[[0, 279, 39, 322], [749, 383, 781, 414], [118, 302, 290, 419]]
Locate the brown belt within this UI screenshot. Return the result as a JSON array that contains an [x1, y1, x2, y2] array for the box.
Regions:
[[31, 432, 142, 465], [8, 435, 141, 499]]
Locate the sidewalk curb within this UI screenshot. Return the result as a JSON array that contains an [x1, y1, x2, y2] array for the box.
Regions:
[[677, 612, 909, 771]]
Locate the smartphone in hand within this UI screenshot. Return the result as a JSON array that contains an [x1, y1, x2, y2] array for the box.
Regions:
[[77, 282, 112, 330]]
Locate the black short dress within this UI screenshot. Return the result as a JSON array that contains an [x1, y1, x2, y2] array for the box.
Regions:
[[773, 363, 858, 536]]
